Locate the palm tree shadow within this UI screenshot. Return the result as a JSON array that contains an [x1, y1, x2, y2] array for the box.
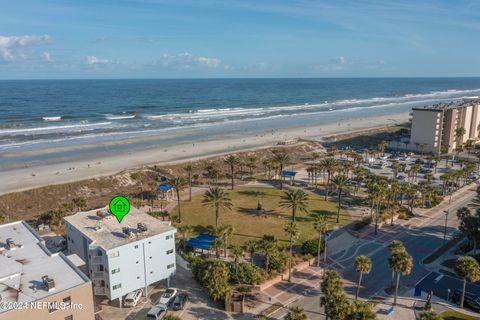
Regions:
[[237, 190, 268, 197]]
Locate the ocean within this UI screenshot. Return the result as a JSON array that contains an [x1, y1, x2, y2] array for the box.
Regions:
[[1, 78, 480, 169]]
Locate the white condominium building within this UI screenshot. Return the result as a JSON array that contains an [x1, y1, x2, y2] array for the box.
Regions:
[[64, 206, 176, 306]]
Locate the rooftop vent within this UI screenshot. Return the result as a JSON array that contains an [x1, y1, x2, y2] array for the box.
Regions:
[[6, 238, 17, 250], [94, 222, 103, 231], [138, 223, 148, 232], [122, 227, 135, 239], [96, 210, 111, 220], [42, 275, 55, 292]]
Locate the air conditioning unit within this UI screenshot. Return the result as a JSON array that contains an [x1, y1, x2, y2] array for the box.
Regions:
[[138, 223, 148, 232], [42, 275, 55, 291], [6, 238, 16, 250]]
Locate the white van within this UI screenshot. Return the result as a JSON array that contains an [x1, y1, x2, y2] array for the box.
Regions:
[[124, 289, 143, 307]]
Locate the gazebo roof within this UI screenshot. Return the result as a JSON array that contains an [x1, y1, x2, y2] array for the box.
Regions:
[[281, 170, 297, 177], [158, 183, 172, 192], [187, 233, 217, 250]]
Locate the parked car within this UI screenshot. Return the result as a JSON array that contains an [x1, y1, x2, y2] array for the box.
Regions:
[[172, 293, 189, 311], [158, 288, 177, 308], [397, 175, 405, 180], [419, 168, 431, 174], [452, 289, 480, 312], [415, 159, 425, 164], [124, 289, 143, 307], [146, 305, 167, 319]]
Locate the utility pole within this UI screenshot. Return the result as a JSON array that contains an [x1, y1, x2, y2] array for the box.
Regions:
[[444, 209, 450, 244]]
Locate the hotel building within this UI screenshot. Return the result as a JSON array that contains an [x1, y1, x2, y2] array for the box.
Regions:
[[0, 221, 94, 320], [406, 97, 480, 155], [64, 206, 176, 306]]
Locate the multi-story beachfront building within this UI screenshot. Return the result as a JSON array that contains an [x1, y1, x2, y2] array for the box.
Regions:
[[0, 221, 94, 320], [403, 97, 480, 155], [64, 206, 176, 306]]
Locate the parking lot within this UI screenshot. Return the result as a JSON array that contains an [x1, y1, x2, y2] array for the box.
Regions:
[[95, 261, 231, 320]]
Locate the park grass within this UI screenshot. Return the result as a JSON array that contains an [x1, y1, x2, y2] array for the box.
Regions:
[[440, 310, 480, 320], [178, 186, 351, 245]]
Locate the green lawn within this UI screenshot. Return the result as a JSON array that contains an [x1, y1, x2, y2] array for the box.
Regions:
[[440, 310, 480, 320], [179, 186, 351, 245]]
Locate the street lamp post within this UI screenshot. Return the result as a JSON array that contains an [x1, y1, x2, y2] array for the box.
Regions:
[[443, 209, 450, 244]]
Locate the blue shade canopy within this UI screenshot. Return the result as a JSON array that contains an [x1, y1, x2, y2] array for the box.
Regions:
[[281, 170, 297, 177], [187, 233, 217, 250], [158, 183, 172, 192]]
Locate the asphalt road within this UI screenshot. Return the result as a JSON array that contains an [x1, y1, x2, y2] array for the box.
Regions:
[[270, 182, 477, 319]]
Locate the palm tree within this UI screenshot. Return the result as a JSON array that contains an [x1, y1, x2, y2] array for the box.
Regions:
[[313, 213, 328, 267], [321, 158, 337, 200], [259, 235, 277, 273], [202, 187, 233, 228], [169, 176, 188, 224], [284, 222, 299, 282], [224, 154, 240, 190], [389, 248, 413, 306], [388, 240, 406, 287], [455, 127, 466, 146], [330, 174, 351, 223], [454, 256, 480, 308], [273, 152, 290, 189], [279, 189, 309, 222], [231, 245, 244, 268], [244, 240, 258, 265], [211, 238, 223, 258], [218, 224, 234, 258], [354, 255, 372, 300], [183, 164, 194, 201], [284, 306, 307, 320], [247, 156, 257, 177], [177, 225, 193, 251], [378, 140, 388, 156]]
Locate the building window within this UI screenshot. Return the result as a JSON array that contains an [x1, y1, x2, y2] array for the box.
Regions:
[[112, 268, 120, 274], [110, 251, 119, 258], [148, 241, 152, 244], [134, 245, 139, 249], [167, 263, 174, 269], [49, 304, 58, 313], [137, 276, 140, 279], [64, 316, 73, 320], [63, 296, 71, 307], [150, 271, 154, 274], [136, 261, 139, 264], [166, 249, 174, 255], [149, 256, 152, 259], [166, 234, 173, 240], [113, 283, 122, 290]]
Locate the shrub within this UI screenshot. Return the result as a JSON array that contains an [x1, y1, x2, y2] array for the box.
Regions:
[[229, 263, 262, 285], [268, 249, 288, 273], [301, 239, 325, 256]]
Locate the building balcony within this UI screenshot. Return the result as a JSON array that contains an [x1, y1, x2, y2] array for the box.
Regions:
[[91, 256, 104, 264], [92, 271, 107, 280]]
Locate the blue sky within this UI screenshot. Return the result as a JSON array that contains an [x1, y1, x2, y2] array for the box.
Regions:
[[1, 0, 479, 79]]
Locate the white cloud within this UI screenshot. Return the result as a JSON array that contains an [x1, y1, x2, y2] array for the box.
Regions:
[[42, 51, 52, 62], [158, 52, 229, 70], [0, 34, 51, 61], [86, 55, 110, 65]]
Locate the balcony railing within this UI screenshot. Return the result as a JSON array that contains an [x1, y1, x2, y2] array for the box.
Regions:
[[92, 271, 106, 280], [91, 256, 104, 264]]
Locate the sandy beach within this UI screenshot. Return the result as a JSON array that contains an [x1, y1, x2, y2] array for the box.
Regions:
[[0, 112, 409, 195]]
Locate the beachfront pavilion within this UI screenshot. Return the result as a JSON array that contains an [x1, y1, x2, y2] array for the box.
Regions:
[[281, 170, 297, 185], [187, 234, 217, 255], [157, 183, 175, 201]]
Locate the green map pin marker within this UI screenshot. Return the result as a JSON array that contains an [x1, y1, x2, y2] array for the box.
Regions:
[[109, 195, 131, 223]]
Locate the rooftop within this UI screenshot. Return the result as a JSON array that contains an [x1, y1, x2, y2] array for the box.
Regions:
[[412, 97, 480, 112], [0, 221, 89, 310], [64, 206, 175, 250]]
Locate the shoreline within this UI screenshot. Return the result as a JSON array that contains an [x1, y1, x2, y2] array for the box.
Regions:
[[0, 112, 409, 195]]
